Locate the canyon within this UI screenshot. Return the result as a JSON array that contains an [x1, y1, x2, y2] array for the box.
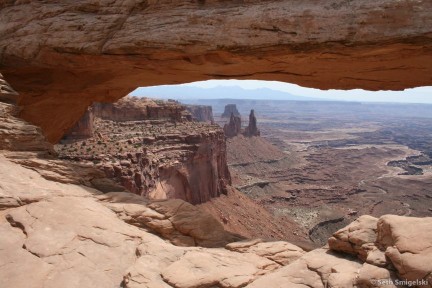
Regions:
[[57, 96, 230, 204], [205, 99, 432, 247], [2, 92, 432, 287], [56, 95, 307, 245], [1, 1, 432, 287]]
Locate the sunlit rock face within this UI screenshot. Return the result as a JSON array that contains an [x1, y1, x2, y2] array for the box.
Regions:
[[1, 0, 431, 142]]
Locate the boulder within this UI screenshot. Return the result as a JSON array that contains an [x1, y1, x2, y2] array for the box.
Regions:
[[328, 215, 378, 261], [378, 215, 432, 286]]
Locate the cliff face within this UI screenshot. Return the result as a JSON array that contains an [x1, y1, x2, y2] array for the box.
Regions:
[[186, 105, 214, 123], [151, 130, 231, 204], [56, 98, 231, 205], [0, 72, 17, 104], [1, 1, 431, 142], [93, 96, 184, 122], [63, 108, 94, 140], [223, 113, 242, 138], [222, 104, 241, 118]]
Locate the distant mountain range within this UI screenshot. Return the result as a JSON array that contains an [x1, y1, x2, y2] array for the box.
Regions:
[[131, 85, 327, 101]]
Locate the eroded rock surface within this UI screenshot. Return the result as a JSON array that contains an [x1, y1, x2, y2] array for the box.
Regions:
[[57, 97, 231, 204], [186, 104, 214, 123], [328, 215, 379, 261], [0, 72, 17, 104], [329, 214, 432, 287], [99, 192, 243, 247], [63, 107, 95, 140], [246, 247, 362, 288], [1, 138, 432, 288], [222, 104, 241, 118], [244, 109, 260, 137], [378, 215, 432, 285], [224, 112, 242, 138], [92, 96, 186, 123], [1, 1, 432, 142], [0, 141, 299, 288], [0, 102, 53, 152], [226, 238, 305, 266]]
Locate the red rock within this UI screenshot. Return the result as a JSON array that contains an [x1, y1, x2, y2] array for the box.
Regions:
[[243, 109, 260, 137], [186, 105, 214, 123], [224, 113, 242, 138], [222, 104, 241, 118], [62, 107, 94, 141]]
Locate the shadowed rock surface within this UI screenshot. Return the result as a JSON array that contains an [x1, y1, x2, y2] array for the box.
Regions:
[[92, 97, 185, 122], [63, 107, 95, 140], [244, 109, 260, 137], [57, 97, 230, 204], [222, 104, 241, 118], [185, 105, 214, 123], [1, 1, 431, 142], [224, 112, 242, 138]]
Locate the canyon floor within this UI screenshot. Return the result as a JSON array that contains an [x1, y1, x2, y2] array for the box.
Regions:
[[204, 100, 432, 246]]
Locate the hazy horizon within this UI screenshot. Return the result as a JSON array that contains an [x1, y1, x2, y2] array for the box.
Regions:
[[131, 80, 432, 104]]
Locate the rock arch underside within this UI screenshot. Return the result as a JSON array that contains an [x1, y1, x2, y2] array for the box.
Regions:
[[1, 0, 431, 142], [2, 1, 432, 288]]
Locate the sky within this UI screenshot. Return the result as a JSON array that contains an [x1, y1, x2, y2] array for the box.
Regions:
[[133, 80, 432, 104]]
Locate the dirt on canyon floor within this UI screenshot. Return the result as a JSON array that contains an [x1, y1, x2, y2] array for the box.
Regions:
[[213, 100, 432, 246]]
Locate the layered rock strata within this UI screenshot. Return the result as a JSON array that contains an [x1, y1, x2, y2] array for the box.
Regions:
[[92, 97, 186, 122], [222, 104, 241, 118], [0, 102, 53, 153], [57, 98, 231, 204], [0, 73, 17, 104], [224, 112, 242, 138], [185, 105, 214, 123], [244, 109, 260, 137]]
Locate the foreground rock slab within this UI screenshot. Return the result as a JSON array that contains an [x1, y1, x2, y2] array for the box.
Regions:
[[246, 248, 362, 288], [99, 192, 243, 247], [378, 215, 432, 286], [329, 214, 432, 287]]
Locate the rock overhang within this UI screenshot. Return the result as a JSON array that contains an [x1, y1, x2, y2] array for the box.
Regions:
[[0, 0, 431, 142]]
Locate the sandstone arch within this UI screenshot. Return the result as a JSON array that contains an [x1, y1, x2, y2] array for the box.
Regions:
[[1, 0, 431, 142]]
